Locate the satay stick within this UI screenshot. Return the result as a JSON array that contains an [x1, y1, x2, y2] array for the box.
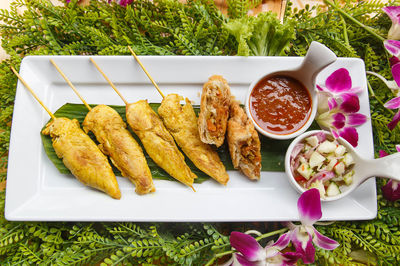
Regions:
[[128, 46, 165, 99], [11, 66, 56, 120], [50, 59, 92, 111], [89, 58, 129, 106]]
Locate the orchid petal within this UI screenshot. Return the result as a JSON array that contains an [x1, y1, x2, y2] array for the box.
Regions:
[[229, 231, 266, 261], [384, 40, 400, 57], [339, 93, 360, 113], [235, 254, 262, 266], [312, 227, 340, 250], [265, 233, 291, 258], [388, 109, 400, 130], [384, 96, 400, 109], [383, 7, 400, 40], [391, 61, 400, 87], [339, 127, 359, 147], [382, 179, 400, 202], [396, 145, 400, 152], [379, 150, 389, 157], [291, 227, 316, 264], [328, 97, 338, 110], [332, 113, 345, 129], [325, 68, 352, 93], [347, 113, 368, 126], [297, 188, 322, 226], [280, 252, 303, 266]]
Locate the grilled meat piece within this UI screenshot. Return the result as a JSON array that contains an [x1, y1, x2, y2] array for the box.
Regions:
[[126, 100, 196, 189], [158, 94, 229, 185], [82, 105, 155, 195], [42, 117, 121, 199]]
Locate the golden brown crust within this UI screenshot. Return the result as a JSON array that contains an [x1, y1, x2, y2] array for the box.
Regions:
[[227, 100, 261, 180], [158, 94, 229, 185], [42, 117, 121, 199], [126, 100, 196, 189], [198, 75, 231, 147], [82, 105, 155, 195]]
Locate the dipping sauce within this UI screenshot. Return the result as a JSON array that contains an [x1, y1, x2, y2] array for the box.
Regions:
[[249, 75, 311, 135]]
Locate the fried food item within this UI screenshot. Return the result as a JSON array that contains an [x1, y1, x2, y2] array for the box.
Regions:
[[42, 117, 121, 199], [227, 100, 262, 180], [198, 75, 231, 147], [126, 100, 196, 189], [158, 94, 229, 185], [82, 105, 155, 195]]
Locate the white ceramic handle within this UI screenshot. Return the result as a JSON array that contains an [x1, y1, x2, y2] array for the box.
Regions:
[[359, 153, 400, 182], [299, 41, 337, 81]]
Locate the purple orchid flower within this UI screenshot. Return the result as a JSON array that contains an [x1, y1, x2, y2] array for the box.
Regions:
[[228, 189, 339, 265], [115, 0, 133, 6], [383, 6, 400, 40], [228, 232, 301, 266], [281, 189, 339, 264], [380, 146, 400, 202], [316, 68, 367, 147]]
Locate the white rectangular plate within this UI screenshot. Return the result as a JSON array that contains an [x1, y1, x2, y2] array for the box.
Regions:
[[5, 56, 376, 221]]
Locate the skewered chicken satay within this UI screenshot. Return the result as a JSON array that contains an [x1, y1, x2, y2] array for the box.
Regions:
[[158, 94, 229, 185], [198, 75, 231, 147], [227, 99, 262, 180], [42, 117, 121, 199], [82, 105, 155, 195], [126, 100, 197, 189]]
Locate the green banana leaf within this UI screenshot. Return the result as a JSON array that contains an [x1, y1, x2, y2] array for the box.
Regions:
[[41, 103, 293, 183]]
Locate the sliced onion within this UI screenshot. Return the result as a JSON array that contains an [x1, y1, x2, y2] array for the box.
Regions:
[[314, 131, 327, 143], [306, 170, 335, 188]]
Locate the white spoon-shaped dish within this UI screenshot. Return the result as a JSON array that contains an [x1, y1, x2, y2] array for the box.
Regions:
[[285, 130, 400, 201]]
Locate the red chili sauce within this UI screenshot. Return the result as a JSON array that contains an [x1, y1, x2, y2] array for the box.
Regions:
[[249, 75, 312, 135]]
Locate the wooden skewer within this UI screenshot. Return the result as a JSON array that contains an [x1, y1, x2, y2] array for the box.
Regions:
[[50, 59, 92, 111], [128, 46, 165, 99], [89, 58, 129, 106], [11, 66, 56, 120]]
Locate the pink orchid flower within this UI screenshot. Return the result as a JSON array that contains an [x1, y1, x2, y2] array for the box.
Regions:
[[383, 6, 400, 40], [280, 188, 339, 264], [316, 68, 367, 147], [229, 189, 339, 265], [379, 146, 400, 202], [228, 232, 300, 266]]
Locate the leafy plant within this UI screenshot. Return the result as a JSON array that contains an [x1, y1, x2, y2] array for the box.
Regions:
[[0, 0, 400, 264]]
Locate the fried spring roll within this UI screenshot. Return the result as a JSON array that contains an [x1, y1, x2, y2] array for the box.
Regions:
[[42, 117, 121, 199], [227, 100, 262, 180], [82, 105, 155, 195], [126, 100, 196, 189], [158, 94, 229, 185], [198, 75, 231, 147]]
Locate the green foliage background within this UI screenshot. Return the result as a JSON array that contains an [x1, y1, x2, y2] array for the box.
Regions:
[[0, 0, 400, 264]]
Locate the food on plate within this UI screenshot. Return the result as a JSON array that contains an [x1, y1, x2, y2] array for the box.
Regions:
[[249, 75, 312, 135], [198, 75, 231, 147], [158, 94, 229, 185], [126, 100, 197, 189], [82, 104, 155, 195], [289, 132, 355, 198], [227, 99, 262, 180], [42, 117, 121, 199]]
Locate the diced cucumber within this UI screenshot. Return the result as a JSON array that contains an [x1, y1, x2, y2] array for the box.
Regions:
[[317, 140, 337, 154], [326, 158, 338, 171], [306, 135, 319, 147], [297, 163, 313, 180], [309, 151, 325, 168], [326, 182, 341, 197], [335, 145, 346, 156], [334, 162, 345, 175], [343, 153, 355, 167], [310, 180, 326, 198], [343, 170, 354, 185]]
